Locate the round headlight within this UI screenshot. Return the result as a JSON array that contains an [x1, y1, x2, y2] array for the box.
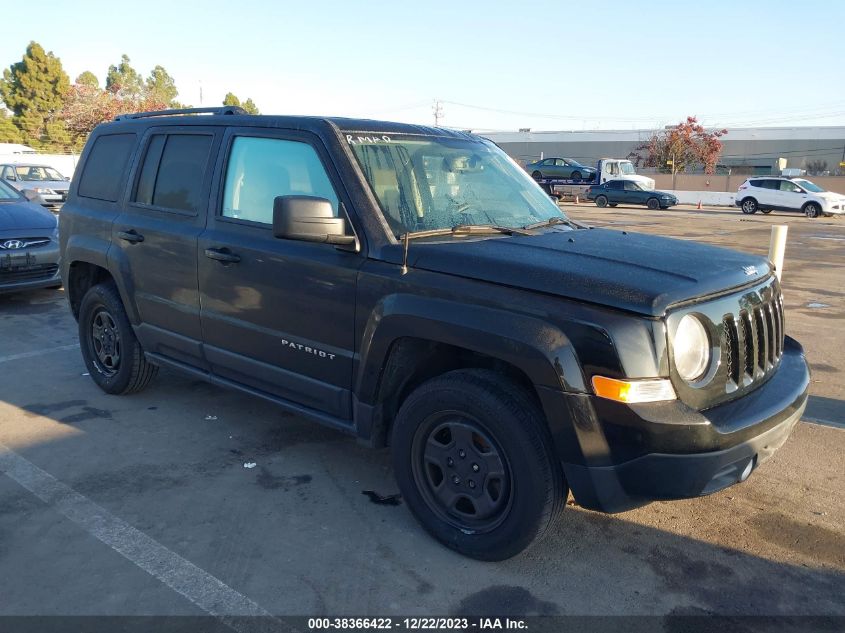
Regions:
[[674, 315, 710, 382]]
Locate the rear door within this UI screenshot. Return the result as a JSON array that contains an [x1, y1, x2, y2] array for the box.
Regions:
[[752, 179, 779, 208], [112, 126, 220, 368], [197, 128, 364, 418], [604, 179, 625, 203]]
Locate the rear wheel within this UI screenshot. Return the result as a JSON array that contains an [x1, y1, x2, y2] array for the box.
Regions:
[[531, 171, 542, 180], [391, 369, 565, 561], [804, 203, 821, 218], [741, 198, 758, 214], [595, 195, 608, 208], [79, 282, 158, 394], [646, 197, 660, 210]]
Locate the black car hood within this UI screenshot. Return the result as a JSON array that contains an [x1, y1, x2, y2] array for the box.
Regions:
[[0, 200, 58, 231], [400, 228, 771, 316]]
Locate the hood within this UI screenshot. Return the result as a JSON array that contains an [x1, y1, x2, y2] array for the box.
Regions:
[[0, 200, 59, 231], [17, 179, 69, 191], [400, 228, 772, 316], [816, 191, 845, 202]]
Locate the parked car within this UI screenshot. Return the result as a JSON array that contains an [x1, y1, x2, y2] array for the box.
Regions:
[[0, 163, 71, 208], [587, 180, 678, 209], [735, 177, 845, 218], [525, 157, 596, 181], [61, 107, 808, 560], [0, 178, 61, 294]]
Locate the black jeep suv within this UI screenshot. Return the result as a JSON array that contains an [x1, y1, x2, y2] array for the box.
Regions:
[[60, 107, 809, 560]]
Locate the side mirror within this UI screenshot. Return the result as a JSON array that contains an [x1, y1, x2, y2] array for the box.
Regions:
[[272, 195, 356, 246]]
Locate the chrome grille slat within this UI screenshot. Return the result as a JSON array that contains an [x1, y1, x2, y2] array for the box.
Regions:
[[721, 289, 784, 394]]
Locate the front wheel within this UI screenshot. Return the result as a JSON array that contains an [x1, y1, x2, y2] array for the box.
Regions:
[[79, 282, 158, 394], [741, 198, 758, 214], [392, 369, 565, 561], [595, 195, 608, 208], [531, 171, 542, 180], [646, 197, 660, 210], [571, 171, 582, 181], [804, 203, 821, 218]]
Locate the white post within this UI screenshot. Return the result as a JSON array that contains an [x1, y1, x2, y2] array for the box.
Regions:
[[768, 225, 788, 281]]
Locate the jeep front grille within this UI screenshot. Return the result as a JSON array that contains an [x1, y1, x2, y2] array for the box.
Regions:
[[722, 293, 784, 393]]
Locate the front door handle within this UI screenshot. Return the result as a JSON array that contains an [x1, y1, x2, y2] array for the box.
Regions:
[[117, 229, 144, 244], [204, 247, 241, 264]]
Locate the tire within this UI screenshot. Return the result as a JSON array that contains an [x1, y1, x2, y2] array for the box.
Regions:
[[78, 281, 158, 395], [804, 203, 821, 219], [761, 209, 772, 214], [741, 198, 758, 214], [571, 171, 582, 181], [391, 369, 565, 561], [595, 195, 608, 208], [531, 171, 542, 181], [646, 197, 660, 210]]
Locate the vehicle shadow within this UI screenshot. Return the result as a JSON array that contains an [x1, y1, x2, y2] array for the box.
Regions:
[[0, 365, 843, 617], [804, 395, 845, 429]]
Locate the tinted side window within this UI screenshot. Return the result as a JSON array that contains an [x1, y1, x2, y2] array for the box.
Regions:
[[761, 179, 780, 190], [606, 180, 623, 190], [78, 133, 136, 202], [749, 179, 763, 188], [222, 137, 339, 224], [134, 134, 212, 213], [780, 180, 801, 193]]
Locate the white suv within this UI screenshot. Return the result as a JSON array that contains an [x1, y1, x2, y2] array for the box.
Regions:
[[735, 177, 845, 218]]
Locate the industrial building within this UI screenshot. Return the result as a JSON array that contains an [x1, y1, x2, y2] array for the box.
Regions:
[[482, 126, 845, 175]]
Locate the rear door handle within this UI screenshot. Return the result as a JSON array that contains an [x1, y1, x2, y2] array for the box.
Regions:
[[204, 247, 241, 264], [117, 229, 144, 244]]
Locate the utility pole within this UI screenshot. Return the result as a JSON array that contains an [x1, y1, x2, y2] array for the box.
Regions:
[[432, 99, 443, 127]]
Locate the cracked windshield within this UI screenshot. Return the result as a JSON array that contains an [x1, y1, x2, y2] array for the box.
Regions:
[[347, 134, 565, 235]]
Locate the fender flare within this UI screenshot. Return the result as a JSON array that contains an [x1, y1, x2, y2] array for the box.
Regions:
[[355, 294, 587, 405]]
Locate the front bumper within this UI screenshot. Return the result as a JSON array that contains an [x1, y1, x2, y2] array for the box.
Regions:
[[559, 336, 809, 512], [0, 242, 62, 294]]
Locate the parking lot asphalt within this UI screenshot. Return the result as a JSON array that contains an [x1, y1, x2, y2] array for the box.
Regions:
[[0, 205, 842, 619]]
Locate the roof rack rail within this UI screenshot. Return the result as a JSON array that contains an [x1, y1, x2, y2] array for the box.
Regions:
[[114, 106, 247, 121]]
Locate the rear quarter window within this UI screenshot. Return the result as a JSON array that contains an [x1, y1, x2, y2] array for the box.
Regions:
[[77, 133, 137, 202]]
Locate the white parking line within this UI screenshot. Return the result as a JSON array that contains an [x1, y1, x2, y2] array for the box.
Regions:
[[0, 343, 80, 364], [0, 443, 292, 633]]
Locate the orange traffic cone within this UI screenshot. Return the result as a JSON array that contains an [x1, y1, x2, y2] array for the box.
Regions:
[[697, 200, 702, 210]]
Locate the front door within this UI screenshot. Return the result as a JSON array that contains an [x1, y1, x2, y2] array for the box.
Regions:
[[198, 130, 364, 419]]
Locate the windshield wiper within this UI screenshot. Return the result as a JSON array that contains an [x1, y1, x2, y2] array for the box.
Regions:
[[522, 216, 586, 230], [403, 224, 533, 240], [399, 224, 531, 274]]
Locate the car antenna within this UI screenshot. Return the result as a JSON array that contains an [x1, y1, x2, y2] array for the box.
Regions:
[[401, 232, 410, 275]]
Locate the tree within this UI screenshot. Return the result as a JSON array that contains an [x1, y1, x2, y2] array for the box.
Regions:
[[0, 41, 70, 147], [106, 54, 143, 99], [242, 98, 260, 115], [61, 83, 170, 151], [145, 65, 178, 106], [0, 109, 21, 143], [805, 159, 828, 176], [76, 71, 99, 89], [223, 92, 259, 114], [630, 116, 727, 174]]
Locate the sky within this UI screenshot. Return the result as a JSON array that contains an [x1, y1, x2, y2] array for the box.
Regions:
[[3, 0, 845, 132]]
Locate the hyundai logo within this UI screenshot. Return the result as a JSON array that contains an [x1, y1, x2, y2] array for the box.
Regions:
[[1, 240, 25, 250], [742, 265, 758, 276]]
